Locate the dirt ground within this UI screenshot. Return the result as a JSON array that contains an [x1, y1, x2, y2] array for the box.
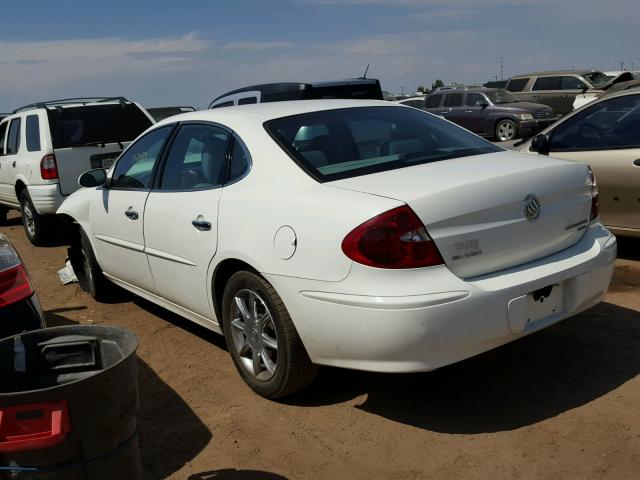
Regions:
[[3, 211, 640, 480]]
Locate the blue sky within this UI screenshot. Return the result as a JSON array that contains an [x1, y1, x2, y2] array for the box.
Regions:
[[0, 0, 638, 111]]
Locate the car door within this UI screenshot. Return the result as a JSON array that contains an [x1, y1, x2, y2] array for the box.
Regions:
[[460, 93, 487, 133], [546, 93, 640, 230], [0, 117, 22, 206], [423, 94, 444, 117], [143, 123, 235, 320], [558, 76, 588, 116], [529, 76, 563, 113], [0, 120, 10, 204], [441, 93, 465, 125], [89, 125, 174, 292]]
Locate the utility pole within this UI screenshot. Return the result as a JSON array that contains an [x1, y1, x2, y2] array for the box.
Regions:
[[500, 56, 504, 80], [401, 86, 404, 95], [621, 61, 625, 71]]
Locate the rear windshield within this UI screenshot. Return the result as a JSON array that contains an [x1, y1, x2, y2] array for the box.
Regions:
[[47, 103, 153, 149], [264, 106, 501, 182]]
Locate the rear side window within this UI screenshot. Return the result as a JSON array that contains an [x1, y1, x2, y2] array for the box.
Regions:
[[6, 118, 21, 155], [0, 122, 7, 155], [26, 115, 41, 152], [265, 106, 501, 182], [238, 97, 257, 105], [443, 94, 463, 107], [506, 78, 529, 92], [228, 138, 250, 183], [424, 95, 442, 108], [532, 77, 562, 91], [47, 103, 152, 149], [561, 76, 587, 90]]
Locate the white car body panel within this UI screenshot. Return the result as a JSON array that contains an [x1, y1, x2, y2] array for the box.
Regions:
[[58, 100, 616, 373]]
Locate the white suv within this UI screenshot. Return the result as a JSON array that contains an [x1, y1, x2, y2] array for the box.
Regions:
[[0, 97, 154, 245]]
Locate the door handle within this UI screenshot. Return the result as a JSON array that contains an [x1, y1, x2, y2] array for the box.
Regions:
[[124, 207, 139, 220], [12, 161, 16, 168], [464, 110, 473, 113], [192, 218, 212, 231], [634, 159, 640, 167]]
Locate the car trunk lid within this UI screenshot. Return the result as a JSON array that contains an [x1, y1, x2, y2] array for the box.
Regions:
[[54, 144, 127, 195], [327, 151, 592, 278]]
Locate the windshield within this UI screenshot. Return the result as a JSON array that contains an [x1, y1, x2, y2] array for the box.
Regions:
[[47, 103, 153, 149], [485, 90, 520, 104], [583, 71, 609, 88], [264, 106, 501, 182]]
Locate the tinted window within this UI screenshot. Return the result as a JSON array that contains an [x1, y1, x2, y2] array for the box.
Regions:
[[424, 94, 442, 108], [211, 101, 234, 109], [238, 97, 257, 105], [485, 90, 520, 104], [265, 106, 501, 182], [26, 115, 41, 152], [47, 103, 152, 149], [443, 94, 463, 107], [6, 118, 21, 155], [466, 93, 487, 106], [111, 126, 172, 189], [400, 99, 425, 108], [0, 122, 7, 155], [506, 78, 529, 92], [159, 125, 229, 190], [561, 76, 587, 90], [228, 138, 250, 183], [549, 94, 640, 151], [532, 77, 562, 91]]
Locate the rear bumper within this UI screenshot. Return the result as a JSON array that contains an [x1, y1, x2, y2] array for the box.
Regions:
[[517, 118, 556, 137], [267, 222, 615, 372], [27, 184, 64, 215]]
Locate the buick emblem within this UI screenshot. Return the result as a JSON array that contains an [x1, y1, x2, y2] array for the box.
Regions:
[[523, 195, 541, 221]]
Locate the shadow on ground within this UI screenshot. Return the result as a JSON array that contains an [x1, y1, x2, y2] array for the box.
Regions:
[[285, 302, 640, 434], [46, 311, 213, 480], [188, 470, 288, 480], [617, 236, 640, 261]]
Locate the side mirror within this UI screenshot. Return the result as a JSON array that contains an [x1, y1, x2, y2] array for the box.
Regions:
[[479, 102, 489, 109], [78, 168, 108, 188], [530, 134, 550, 155]]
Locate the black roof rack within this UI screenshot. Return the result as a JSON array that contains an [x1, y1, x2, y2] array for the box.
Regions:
[[11, 96, 130, 114]]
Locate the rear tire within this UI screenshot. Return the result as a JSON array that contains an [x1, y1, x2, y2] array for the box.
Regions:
[[69, 228, 116, 302], [495, 119, 517, 142], [20, 190, 52, 246], [222, 271, 318, 399]]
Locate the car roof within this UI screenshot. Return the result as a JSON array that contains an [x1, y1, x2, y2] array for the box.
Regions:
[[155, 99, 396, 127], [510, 70, 597, 78], [427, 87, 500, 95]]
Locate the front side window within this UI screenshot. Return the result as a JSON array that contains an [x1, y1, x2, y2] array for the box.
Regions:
[[532, 77, 562, 91], [443, 94, 463, 107], [111, 126, 172, 189], [549, 94, 640, 151], [562, 76, 587, 90], [159, 124, 230, 190], [424, 94, 442, 108], [265, 106, 501, 182], [506, 78, 529, 92], [26, 115, 41, 152], [485, 90, 520, 104], [6, 118, 21, 155], [466, 93, 487, 106]]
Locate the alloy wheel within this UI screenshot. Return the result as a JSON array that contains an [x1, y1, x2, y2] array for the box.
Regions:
[[497, 120, 516, 141], [22, 203, 36, 238], [230, 289, 279, 381]]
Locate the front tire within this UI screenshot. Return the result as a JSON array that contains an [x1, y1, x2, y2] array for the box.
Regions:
[[69, 229, 115, 302], [222, 271, 318, 399], [495, 119, 517, 142], [20, 190, 51, 246]]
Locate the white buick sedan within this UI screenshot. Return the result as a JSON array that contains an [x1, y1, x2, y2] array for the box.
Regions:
[[58, 100, 617, 398]]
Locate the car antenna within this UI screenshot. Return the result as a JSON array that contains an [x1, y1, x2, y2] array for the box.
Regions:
[[361, 64, 370, 79]]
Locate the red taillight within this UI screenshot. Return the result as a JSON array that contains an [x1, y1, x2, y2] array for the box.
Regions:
[[342, 205, 444, 269], [0, 264, 34, 307], [588, 166, 599, 221], [0, 401, 71, 452], [40, 154, 58, 180]]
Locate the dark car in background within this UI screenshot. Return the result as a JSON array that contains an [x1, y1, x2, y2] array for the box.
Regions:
[[0, 234, 45, 339], [505, 70, 610, 116], [423, 87, 555, 141]]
